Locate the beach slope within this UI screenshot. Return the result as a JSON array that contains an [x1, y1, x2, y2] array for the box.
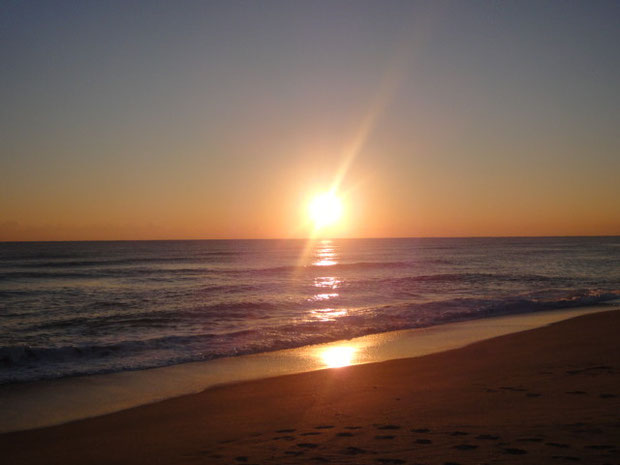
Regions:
[[2, 309, 619, 464]]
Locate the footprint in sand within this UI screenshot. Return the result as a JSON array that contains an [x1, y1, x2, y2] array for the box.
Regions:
[[315, 425, 334, 429], [301, 432, 321, 436], [234, 456, 248, 462], [572, 427, 603, 434], [503, 448, 527, 455], [546, 442, 570, 448], [345, 426, 363, 430], [565, 366, 612, 375], [311, 457, 330, 463], [476, 434, 500, 440], [449, 431, 468, 436], [453, 444, 478, 450], [566, 391, 588, 395], [336, 432, 354, 437], [599, 393, 617, 398], [276, 428, 296, 433], [552, 456, 581, 461], [415, 439, 432, 444], [526, 392, 542, 397], [375, 435, 396, 440], [273, 435, 295, 441], [411, 428, 431, 433], [343, 446, 367, 455], [297, 443, 319, 448], [584, 444, 614, 450], [342, 446, 366, 455], [376, 459, 405, 464], [517, 437, 543, 442], [377, 424, 401, 430]]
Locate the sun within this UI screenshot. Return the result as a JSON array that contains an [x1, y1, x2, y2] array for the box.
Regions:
[[309, 192, 343, 229]]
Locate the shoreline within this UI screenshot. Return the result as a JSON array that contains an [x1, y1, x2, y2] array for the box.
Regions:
[[2, 308, 619, 464], [1, 303, 617, 434]]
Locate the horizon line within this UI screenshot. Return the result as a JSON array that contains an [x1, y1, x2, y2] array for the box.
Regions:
[[1, 234, 619, 243]]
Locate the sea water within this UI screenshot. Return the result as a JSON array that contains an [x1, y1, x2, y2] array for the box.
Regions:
[[1, 237, 618, 384]]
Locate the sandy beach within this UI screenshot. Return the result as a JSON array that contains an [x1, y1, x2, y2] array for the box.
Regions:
[[2, 309, 619, 464]]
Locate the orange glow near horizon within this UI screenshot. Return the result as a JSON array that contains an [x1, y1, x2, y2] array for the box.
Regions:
[[2, 3, 619, 242]]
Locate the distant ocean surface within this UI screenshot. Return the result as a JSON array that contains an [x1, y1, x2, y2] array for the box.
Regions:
[[1, 237, 619, 384]]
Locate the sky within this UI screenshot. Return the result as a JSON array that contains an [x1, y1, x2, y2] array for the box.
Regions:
[[1, 0, 619, 240]]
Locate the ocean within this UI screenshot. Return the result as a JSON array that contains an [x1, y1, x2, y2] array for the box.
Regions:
[[1, 237, 618, 385]]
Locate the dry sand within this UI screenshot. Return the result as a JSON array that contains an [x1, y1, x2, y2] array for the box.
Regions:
[[2, 309, 619, 464]]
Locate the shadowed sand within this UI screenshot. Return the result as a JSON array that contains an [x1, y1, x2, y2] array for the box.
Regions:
[[2, 309, 619, 464]]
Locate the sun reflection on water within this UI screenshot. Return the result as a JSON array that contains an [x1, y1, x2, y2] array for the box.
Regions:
[[308, 239, 350, 322], [311, 293, 339, 301], [314, 276, 341, 289], [310, 308, 348, 321], [320, 345, 357, 368], [313, 240, 338, 267]]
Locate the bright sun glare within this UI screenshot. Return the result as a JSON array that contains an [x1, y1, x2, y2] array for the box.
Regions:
[[321, 345, 356, 368], [309, 192, 343, 229]]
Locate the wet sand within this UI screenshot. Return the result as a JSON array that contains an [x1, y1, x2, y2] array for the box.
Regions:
[[2, 309, 619, 464]]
